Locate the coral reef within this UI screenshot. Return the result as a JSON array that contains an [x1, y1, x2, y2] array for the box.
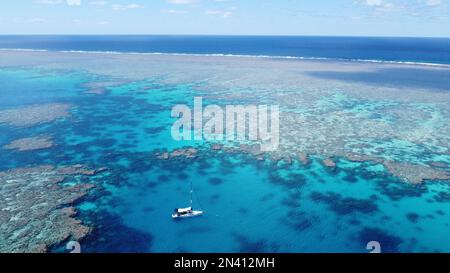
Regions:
[[155, 147, 198, 160], [297, 153, 310, 165], [383, 161, 449, 184], [1, 51, 448, 185], [3, 135, 53, 152], [323, 158, 337, 168], [0, 103, 71, 127], [211, 144, 223, 151], [0, 165, 101, 253], [156, 144, 450, 185]]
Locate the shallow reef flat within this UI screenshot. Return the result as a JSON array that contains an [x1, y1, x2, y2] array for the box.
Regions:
[[0, 165, 105, 253], [1, 50, 450, 99], [3, 135, 53, 152], [383, 161, 449, 185], [208, 143, 450, 185], [0, 103, 71, 127], [0, 51, 448, 184]]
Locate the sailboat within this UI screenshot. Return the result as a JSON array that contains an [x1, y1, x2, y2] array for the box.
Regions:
[[172, 181, 203, 219]]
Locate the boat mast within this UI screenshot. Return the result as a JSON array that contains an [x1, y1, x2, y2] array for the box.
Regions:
[[190, 181, 193, 208]]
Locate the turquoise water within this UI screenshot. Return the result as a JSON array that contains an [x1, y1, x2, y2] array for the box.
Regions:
[[1, 68, 450, 253]]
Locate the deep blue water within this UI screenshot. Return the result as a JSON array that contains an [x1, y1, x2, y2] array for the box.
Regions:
[[1, 35, 450, 65]]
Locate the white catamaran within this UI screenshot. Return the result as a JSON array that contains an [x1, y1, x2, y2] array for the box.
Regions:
[[172, 181, 203, 219]]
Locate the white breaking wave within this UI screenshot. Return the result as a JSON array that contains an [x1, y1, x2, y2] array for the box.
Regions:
[[1, 48, 450, 68]]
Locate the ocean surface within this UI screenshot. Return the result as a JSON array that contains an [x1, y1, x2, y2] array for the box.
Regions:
[[1, 35, 450, 65], [0, 37, 449, 253]]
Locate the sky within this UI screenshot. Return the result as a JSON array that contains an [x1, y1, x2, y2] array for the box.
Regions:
[[0, 0, 449, 37]]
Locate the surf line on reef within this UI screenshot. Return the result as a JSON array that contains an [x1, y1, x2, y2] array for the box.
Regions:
[[171, 96, 280, 152]]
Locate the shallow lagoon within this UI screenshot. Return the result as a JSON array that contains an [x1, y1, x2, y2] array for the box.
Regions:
[[0, 51, 449, 253]]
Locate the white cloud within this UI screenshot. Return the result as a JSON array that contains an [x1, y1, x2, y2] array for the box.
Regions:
[[167, 0, 198, 4], [89, 0, 107, 5], [205, 9, 233, 18], [365, 0, 383, 6], [357, 0, 450, 19], [426, 0, 441, 6], [222, 11, 232, 18], [66, 0, 81, 5], [35, 0, 82, 6], [111, 3, 141, 11], [35, 0, 63, 4], [164, 9, 188, 14], [359, 0, 401, 13]]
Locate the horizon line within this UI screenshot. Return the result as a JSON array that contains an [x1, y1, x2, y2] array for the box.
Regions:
[[0, 34, 450, 39]]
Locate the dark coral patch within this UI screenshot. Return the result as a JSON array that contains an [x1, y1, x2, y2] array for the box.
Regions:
[[343, 174, 358, 183], [436, 210, 446, 216], [290, 219, 312, 232], [349, 219, 361, 226], [209, 194, 221, 205], [406, 213, 420, 223], [146, 181, 158, 189], [208, 177, 224, 185], [281, 210, 314, 232], [358, 228, 403, 253], [281, 197, 301, 208], [177, 173, 189, 180], [310, 192, 378, 215], [233, 234, 279, 253], [376, 177, 428, 201], [196, 159, 213, 171], [144, 126, 165, 135], [268, 172, 306, 189], [238, 208, 248, 214], [433, 192, 450, 202], [157, 175, 171, 182]]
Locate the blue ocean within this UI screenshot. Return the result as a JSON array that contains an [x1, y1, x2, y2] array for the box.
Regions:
[[1, 35, 450, 65], [0, 36, 449, 253]]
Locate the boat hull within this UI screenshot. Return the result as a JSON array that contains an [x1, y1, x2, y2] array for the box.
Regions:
[[172, 210, 204, 219]]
